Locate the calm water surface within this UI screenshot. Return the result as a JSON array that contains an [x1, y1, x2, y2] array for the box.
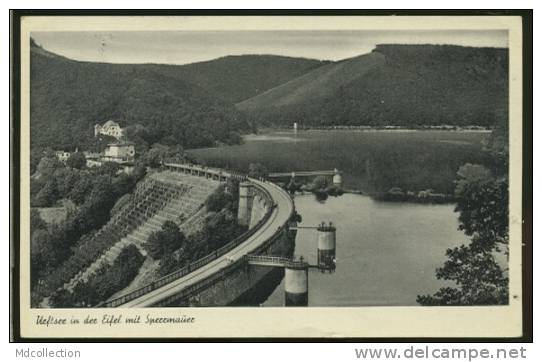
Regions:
[[263, 193, 467, 306], [189, 130, 478, 306]]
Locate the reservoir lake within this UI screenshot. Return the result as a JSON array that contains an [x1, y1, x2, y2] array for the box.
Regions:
[[189, 130, 487, 306]]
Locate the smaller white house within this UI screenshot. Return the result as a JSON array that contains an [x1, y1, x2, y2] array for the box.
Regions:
[[103, 142, 135, 163], [94, 120, 124, 140], [54, 150, 71, 163], [83, 151, 102, 168]]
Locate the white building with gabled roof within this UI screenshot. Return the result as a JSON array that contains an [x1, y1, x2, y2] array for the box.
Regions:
[[94, 120, 124, 140]]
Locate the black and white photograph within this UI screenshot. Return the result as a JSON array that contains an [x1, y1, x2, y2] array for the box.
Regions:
[[12, 13, 529, 339]]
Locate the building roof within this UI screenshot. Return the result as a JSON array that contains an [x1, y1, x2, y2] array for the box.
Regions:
[[107, 142, 135, 147], [103, 120, 120, 128]]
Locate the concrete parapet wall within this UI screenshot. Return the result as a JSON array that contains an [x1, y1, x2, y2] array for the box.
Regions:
[[157, 227, 296, 307]]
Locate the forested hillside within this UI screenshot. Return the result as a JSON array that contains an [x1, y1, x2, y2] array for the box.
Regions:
[[30, 39, 250, 151], [141, 55, 328, 103], [238, 44, 508, 128], [30, 39, 326, 152], [30, 40, 508, 152]]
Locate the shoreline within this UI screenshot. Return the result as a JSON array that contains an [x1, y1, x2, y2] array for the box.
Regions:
[[186, 126, 491, 151], [293, 188, 456, 205], [255, 126, 491, 134]]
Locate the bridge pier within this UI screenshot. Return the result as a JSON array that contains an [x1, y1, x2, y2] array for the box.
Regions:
[[317, 223, 336, 272], [284, 265, 308, 306]]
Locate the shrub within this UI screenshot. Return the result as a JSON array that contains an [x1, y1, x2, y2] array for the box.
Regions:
[[144, 221, 186, 260], [66, 151, 87, 169], [308, 175, 329, 191], [205, 185, 231, 212]]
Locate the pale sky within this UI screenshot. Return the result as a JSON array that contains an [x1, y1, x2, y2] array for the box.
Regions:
[[31, 30, 508, 65]]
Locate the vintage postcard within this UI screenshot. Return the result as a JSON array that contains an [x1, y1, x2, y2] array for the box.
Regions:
[[12, 12, 529, 339]]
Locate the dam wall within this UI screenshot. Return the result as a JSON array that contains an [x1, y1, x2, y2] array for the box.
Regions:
[[152, 224, 296, 307], [105, 163, 296, 308], [198, 227, 296, 307], [145, 180, 296, 307], [249, 188, 272, 229]]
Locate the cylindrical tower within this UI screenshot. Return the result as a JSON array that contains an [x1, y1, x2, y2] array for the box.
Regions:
[[317, 223, 336, 272], [332, 168, 343, 188], [237, 182, 254, 226], [284, 265, 308, 306]]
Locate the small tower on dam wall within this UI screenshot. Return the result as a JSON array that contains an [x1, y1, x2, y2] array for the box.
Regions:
[[284, 265, 309, 306], [317, 222, 336, 272], [238, 182, 254, 226], [332, 168, 343, 188]]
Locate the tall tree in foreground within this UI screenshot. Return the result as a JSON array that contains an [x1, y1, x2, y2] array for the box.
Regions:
[[417, 163, 509, 305]]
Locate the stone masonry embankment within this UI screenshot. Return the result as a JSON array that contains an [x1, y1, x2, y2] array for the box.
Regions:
[[65, 171, 220, 292]]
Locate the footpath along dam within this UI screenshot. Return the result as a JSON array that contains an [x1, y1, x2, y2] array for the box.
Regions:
[[95, 163, 337, 308]]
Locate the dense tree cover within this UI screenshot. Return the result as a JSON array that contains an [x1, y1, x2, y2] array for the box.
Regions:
[[142, 55, 328, 104], [202, 210, 247, 251], [31, 154, 144, 209], [30, 40, 250, 152], [454, 168, 508, 252], [205, 186, 231, 213], [417, 162, 509, 305], [30, 209, 48, 287], [153, 212, 247, 279], [144, 221, 186, 260], [297, 176, 343, 198], [30, 159, 147, 306], [239, 45, 508, 129], [483, 107, 509, 174], [205, 178, 240, 213], [364, 140, 495, 195], [32, 178, 59, 208], [35, 152, 62, 178], [32, 155, 68, 207], [140, 144, 188, 168], [32, 154, 245, 306], [200, 180, 245, 251], [416, 244, 508, 305], [238, 51, 385, 112], [50, 245, 145, 307], [110, 193, 132, 216], [30, 208, 47, 230], [66, 151, 87, 169]]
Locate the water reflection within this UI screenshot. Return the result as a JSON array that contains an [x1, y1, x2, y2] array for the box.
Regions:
[[263, 193, 468, 306]]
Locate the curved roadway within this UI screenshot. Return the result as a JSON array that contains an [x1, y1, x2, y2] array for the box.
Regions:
[[118, 178, 294, 308]]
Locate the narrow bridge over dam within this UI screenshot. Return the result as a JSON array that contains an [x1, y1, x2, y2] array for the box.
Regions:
[[268, 169, 343, 188], [268, 170, 340, 178]]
